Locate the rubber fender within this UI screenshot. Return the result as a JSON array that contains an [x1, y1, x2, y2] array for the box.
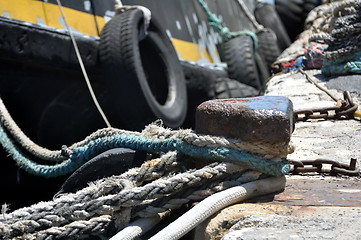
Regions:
[[213, 77, 259, 99], [99, 9, 187, 130], [55, 148, 146, 195], [275, 0, 321, 41], [255, 2, 291, 50], [224, 35, 262, 89], [257, 28, 281, 70]]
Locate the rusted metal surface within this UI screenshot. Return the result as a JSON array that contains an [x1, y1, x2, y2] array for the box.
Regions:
[[195, 96, 294, 142], [289, 158, 360, 177], [194, 176, 361, 239], [294, 91, 358, 121], [252, 176, 361, 207]]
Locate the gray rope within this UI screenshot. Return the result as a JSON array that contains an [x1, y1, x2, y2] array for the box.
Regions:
[[0, 93, 290, 165], [149, 176, 286, 240], [0, 96, 142, 161], [134, 171, 262, 218], [142, 123, 293, 158], [114, 172, 262, 240], [19, 215, 112, 240], [0, 98, 64, 161], [0, 161, 243, 238], [308, 0, 361, 60]]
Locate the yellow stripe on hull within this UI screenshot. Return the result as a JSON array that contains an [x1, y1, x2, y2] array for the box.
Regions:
[[172, 38, 213, 63], [0, 0, 216, 62]]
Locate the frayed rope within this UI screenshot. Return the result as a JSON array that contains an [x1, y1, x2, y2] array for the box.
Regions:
[[0, 122, 289, 178]]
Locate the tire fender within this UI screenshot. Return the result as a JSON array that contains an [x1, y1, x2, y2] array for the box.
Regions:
[[99, 9, 187, 130]]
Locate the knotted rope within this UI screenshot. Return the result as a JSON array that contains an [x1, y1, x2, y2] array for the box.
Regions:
[[0, 94, 292, 239], [0, 96, 291, 178]]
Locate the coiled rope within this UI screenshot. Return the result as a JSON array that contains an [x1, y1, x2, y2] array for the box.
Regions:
[[308, 0, 361, 75]]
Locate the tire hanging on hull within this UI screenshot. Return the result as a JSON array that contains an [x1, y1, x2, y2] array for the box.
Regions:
[[99, 9, 187, 130], [224, 35, 263, 90]]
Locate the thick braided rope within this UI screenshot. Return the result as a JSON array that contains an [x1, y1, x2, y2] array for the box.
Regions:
[[0, 93, 291, 177], [13, 171, 263, 240], [0, 162, 242, 238], [0, 152, 178, 225], [0, 98, 64, 161], [1, 119, 290, 178], [0, 98, 139, 161], [18, 215, 112, 240], [308, 0, 361, 59], [141, 123, 292, 158], [134, 171, 262, 218]]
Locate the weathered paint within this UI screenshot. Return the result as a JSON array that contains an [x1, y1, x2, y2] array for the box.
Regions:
[[0, 0, 256, 63]]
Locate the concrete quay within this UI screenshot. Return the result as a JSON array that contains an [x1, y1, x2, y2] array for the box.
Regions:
[[194, 70, 361, 240]]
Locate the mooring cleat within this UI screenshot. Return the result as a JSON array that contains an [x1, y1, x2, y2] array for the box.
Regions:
[[195, 96, 295, 144]]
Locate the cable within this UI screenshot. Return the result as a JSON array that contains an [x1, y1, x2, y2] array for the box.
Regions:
[[56, 0, 112, 128]]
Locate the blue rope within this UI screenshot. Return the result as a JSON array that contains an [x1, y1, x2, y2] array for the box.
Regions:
[[0, 122, 289, 178], [322, 51, 361, 76]]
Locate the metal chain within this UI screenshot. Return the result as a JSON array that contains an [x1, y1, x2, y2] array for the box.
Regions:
[[294, 91, 358, 121], [289, 158, 360, 177]]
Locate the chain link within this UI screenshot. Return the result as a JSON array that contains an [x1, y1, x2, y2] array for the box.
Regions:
[[289, 158, 360, 177], [294, 91, 358, 121]]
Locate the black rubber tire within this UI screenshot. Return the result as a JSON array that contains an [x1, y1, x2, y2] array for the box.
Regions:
[[257, 28, 281, 69], [275, 0, 321, 40], [254, 52, 270, 91], [224, 35, 262, 89], [99, 9, 187, 130], [254, 2, 291, 50], [213, 77, 259, 99], [55, 148, 146, 195], [180, 61, 227, 128]]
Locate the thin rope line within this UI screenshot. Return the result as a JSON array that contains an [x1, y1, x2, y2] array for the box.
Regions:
[[299, 69, 339, 102], [56, 0, 112, 128]]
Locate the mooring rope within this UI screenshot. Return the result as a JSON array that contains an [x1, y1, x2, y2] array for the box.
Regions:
[[148, 176, 286, 240], [0, 94, 291, 178], [1, 122, 289, 177], [0, 158, 265, 239]]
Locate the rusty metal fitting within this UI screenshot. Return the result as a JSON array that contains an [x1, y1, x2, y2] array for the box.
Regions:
[[289, 158, 360, 177], [294, 91, 359, 121], [195, 96, 295, 144]]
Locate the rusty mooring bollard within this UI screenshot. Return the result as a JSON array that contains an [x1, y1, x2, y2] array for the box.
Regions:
[[195, 96, 295, 144]]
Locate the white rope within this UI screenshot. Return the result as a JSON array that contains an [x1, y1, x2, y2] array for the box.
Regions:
[[237, 0, 263, 31], [110, 216, 161, 240], [149, 176, 286, 240], [113, 0, 152, 40], [56, 0, 111, 128]]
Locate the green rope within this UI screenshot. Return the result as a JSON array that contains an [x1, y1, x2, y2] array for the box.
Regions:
[[0, 121, 289, 178], [196, 0, 258, 49], [322, 51, 361, 76]]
